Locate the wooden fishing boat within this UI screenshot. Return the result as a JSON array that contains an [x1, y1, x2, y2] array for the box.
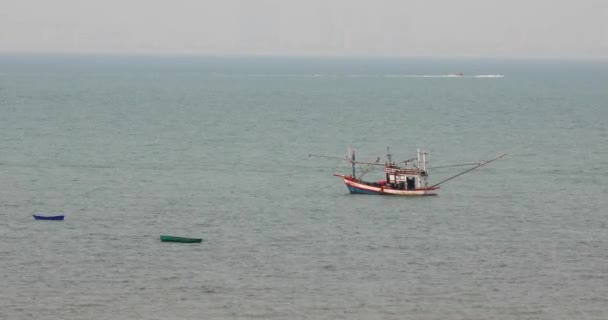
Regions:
[[33, 214, 64, 221], [311, 147, 505, 196], [160, 235, 203, 243]]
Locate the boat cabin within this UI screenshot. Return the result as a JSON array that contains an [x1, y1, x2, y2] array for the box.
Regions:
[[384, 167, 426, 190]]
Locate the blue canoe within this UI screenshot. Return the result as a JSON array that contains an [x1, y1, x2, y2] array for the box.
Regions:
[[33, 215, 64, 221]]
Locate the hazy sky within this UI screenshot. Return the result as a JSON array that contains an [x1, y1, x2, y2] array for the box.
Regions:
[[1, 0, 607, 59]]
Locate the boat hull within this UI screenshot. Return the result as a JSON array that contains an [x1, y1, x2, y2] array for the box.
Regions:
[[339, 176, 438, 196], [160, 235, 202, 243], [33, 215, 64, 220]]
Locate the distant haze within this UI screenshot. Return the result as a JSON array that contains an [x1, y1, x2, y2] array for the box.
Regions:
[[1, 0, 607, 59]]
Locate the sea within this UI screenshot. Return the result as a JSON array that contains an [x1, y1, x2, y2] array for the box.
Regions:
[[0, 54, 607, 319]]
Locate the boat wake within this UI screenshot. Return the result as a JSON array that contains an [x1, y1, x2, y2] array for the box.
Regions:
[[473, 74, 504, 78], [384, 74, 460, 78], [212, 73, 504, 78], [384, 74, 504, 78]]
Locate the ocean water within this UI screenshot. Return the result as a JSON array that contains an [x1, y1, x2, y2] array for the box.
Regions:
[[0, 54, 607, 319]]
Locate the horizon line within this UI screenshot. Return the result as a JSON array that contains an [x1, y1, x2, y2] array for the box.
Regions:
[[0, 51, 607, 62]]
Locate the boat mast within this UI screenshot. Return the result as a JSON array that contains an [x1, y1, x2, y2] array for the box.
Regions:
[[351, 148, 356, 178], [418, 148, 428, 187], [386, 146, 392, 165], [422, 150, 427, 172]]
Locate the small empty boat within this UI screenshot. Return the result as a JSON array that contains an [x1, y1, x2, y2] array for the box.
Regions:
[[160, 235, 202, 243], [33, 215, 65, 221]]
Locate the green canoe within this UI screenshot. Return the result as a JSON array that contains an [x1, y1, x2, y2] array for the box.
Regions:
[[160, 235, 203, 243]]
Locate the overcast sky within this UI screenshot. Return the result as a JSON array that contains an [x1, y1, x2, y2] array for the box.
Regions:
[[1, 0, 607, 59]]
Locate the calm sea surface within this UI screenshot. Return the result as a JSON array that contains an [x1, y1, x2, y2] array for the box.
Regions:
[[1, 55, 607, 319]]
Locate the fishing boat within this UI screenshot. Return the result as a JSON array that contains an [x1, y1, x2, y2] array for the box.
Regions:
[[160, 235, 203, 243], [310, 147, 505, 196], [33, 214, 65, 221]]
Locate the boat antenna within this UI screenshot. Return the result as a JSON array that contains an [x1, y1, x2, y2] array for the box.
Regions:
[[429, 154, 507, 188]]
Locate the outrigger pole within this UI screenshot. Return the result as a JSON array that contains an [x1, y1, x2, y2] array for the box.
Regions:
[[308, 151, 384, 180], [308, 154, 386, 166], [428, 163, 481, 169], [307, 154, 345, 160], [429, 154, 507, 188]]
